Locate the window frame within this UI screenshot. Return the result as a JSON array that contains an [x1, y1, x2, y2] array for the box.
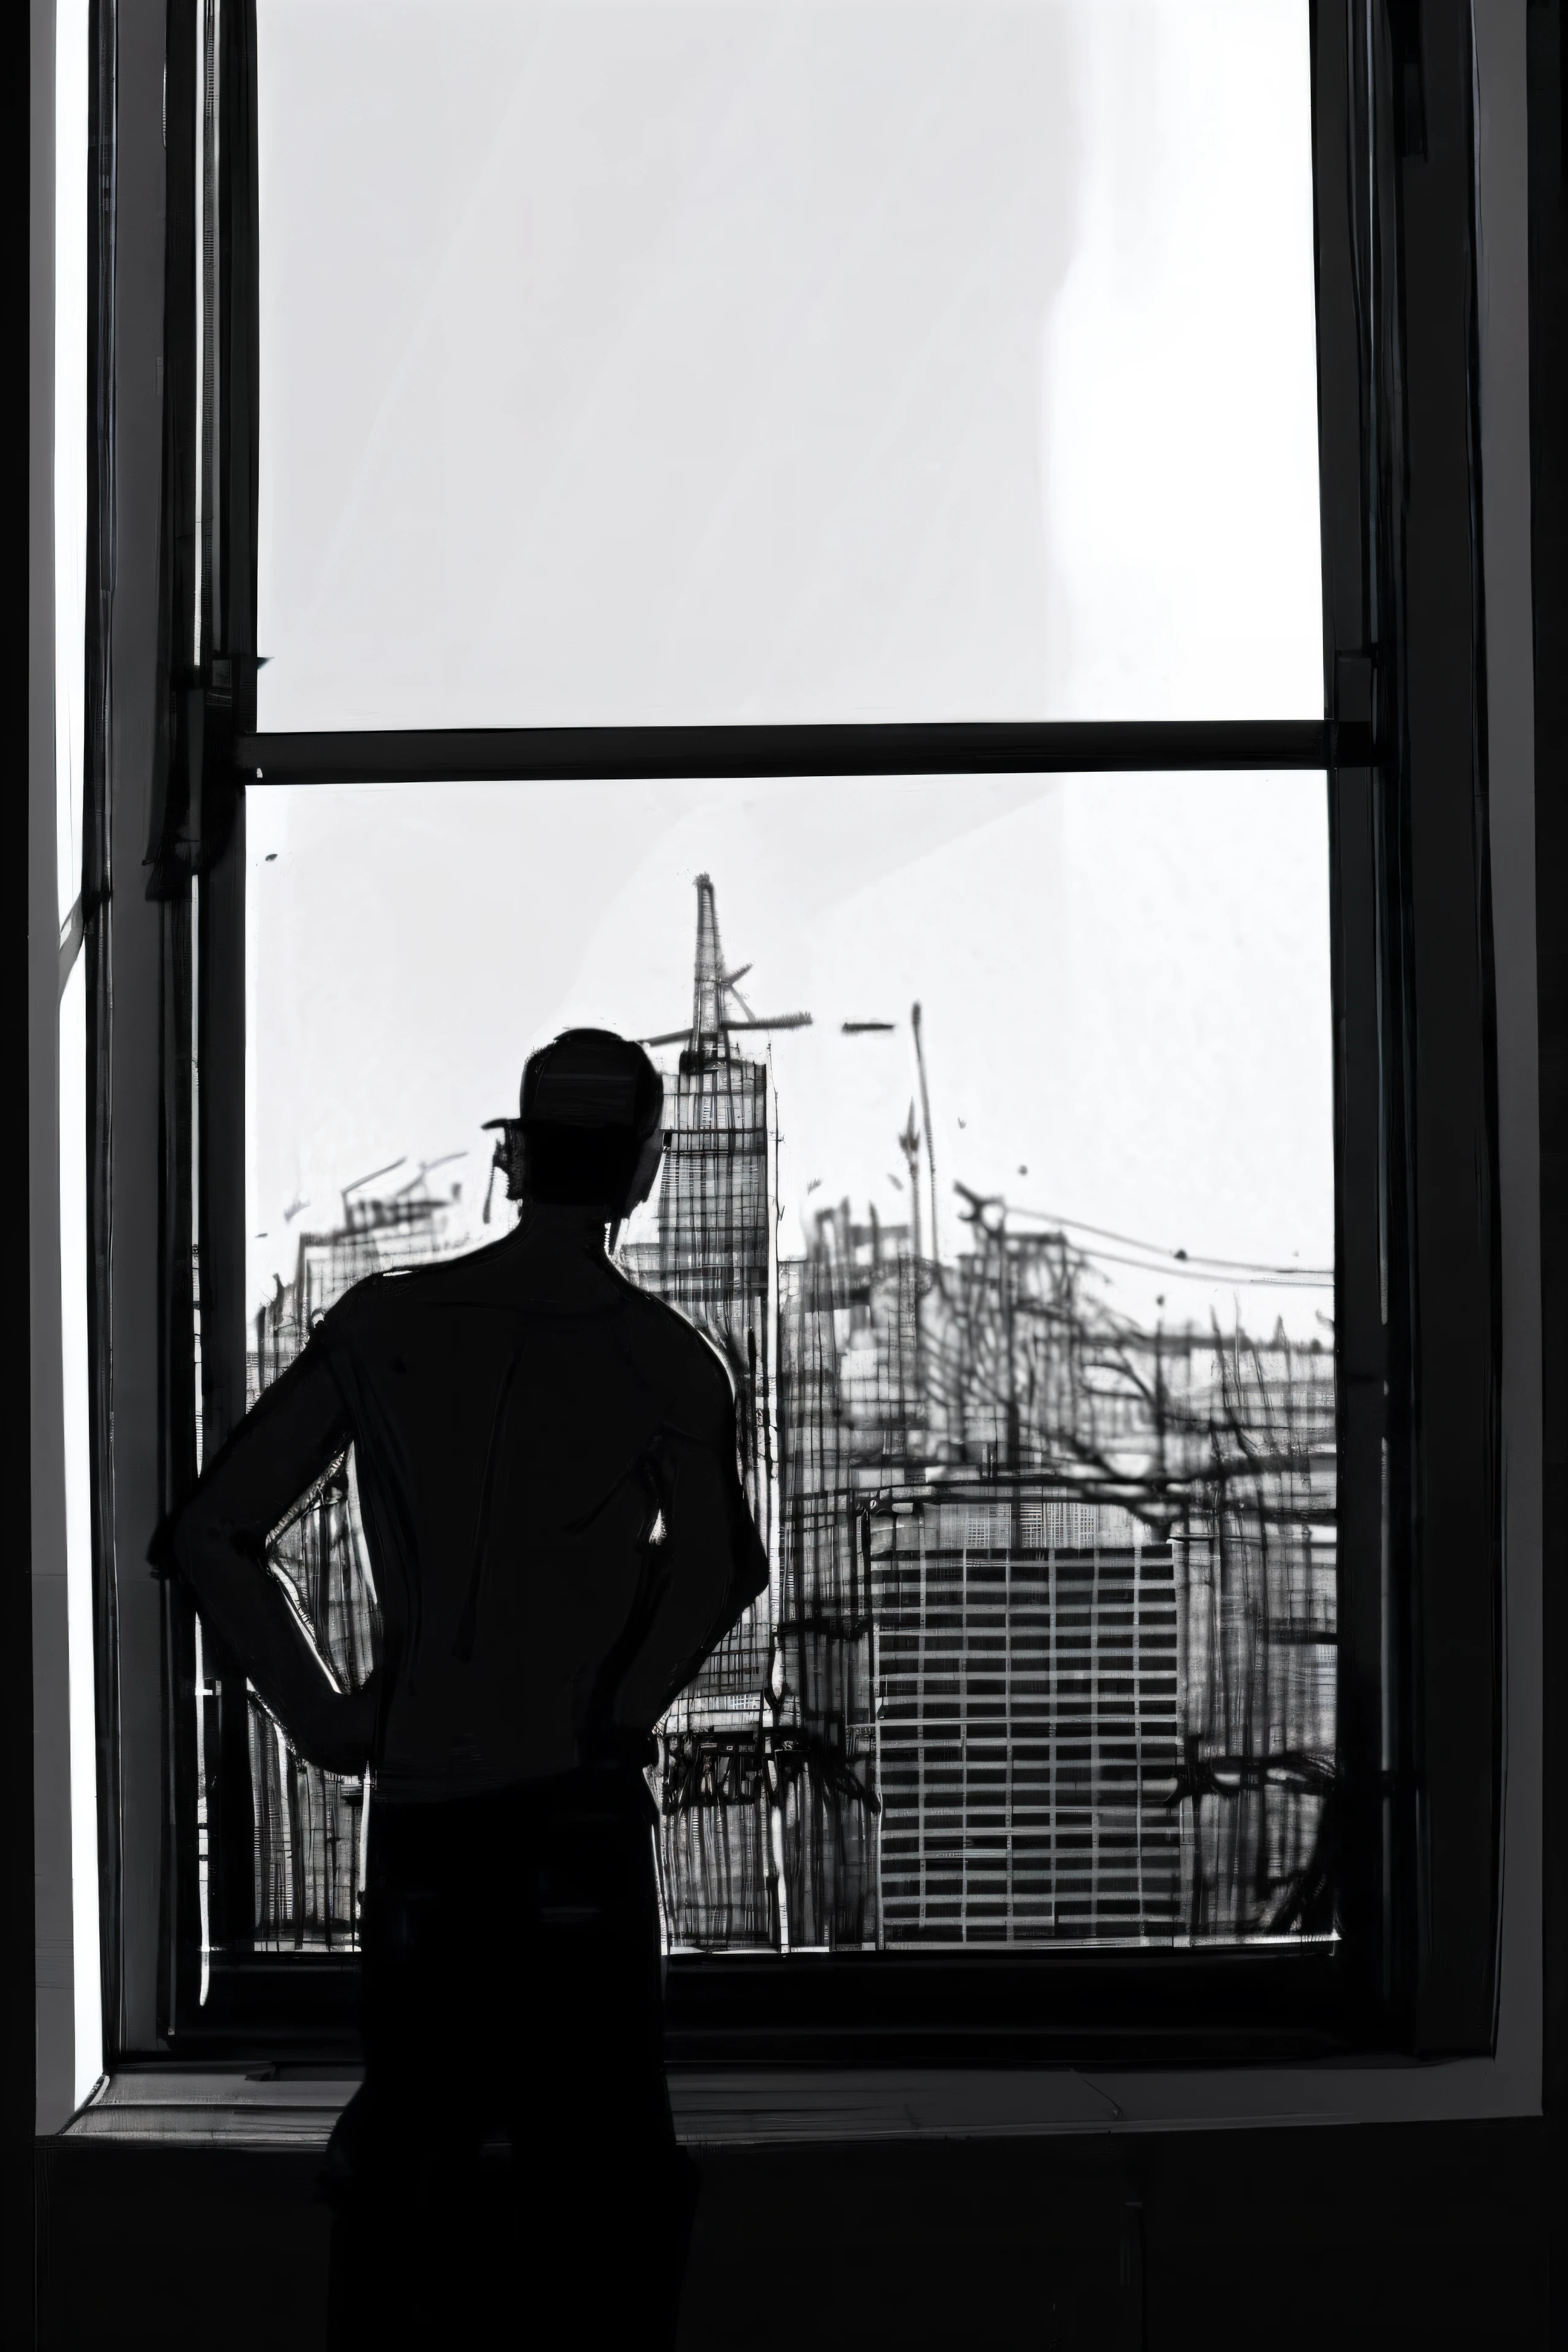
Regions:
[[100, 0, 1502, 2068]]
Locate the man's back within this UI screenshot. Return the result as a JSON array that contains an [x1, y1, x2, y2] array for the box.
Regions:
[[170, 1208, 767, 1797], [320, 1235, 761, 1795]]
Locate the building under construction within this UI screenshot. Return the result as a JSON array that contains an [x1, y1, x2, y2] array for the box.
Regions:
[[620, 876, 788, 1947], [774, 1196, 1337, 1948], [238, 1180, 465, 1953]]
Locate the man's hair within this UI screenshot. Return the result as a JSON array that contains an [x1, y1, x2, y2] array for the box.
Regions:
[[519, 1029, 665, 1212]]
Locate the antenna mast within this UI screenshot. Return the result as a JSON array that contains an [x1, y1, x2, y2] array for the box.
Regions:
[[911, 1002, 939, 1265], [691, 873, 726, 1056]]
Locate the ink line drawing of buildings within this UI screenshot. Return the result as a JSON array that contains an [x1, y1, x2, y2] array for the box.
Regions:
[[763, 1196, 1335, 1954], [239, 1178, 467, 1953], [235, 875, 1338, 1959]]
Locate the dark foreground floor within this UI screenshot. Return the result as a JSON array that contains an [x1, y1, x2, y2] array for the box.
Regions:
[[35, 2114, 1557, 2348]]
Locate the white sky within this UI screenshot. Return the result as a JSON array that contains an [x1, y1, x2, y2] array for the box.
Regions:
[[255, 0, 1321, 727], [246, 772, 1335, 1338]]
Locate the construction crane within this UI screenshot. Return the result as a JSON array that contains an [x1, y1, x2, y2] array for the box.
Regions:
[[638, 874, 812, 1052]]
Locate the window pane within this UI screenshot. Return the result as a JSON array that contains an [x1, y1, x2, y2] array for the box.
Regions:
[[245, 772, 1336, 1951], [256, 2, 1322, 730]]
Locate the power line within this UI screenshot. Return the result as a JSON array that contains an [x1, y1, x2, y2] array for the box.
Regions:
[[972, 1193, 1333, 1284], [1031, 1234, 1330, 1289]]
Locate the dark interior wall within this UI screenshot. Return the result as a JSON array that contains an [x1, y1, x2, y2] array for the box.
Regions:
[[1529, 0, 1568, 2311], [11, 0, 39, 2342], [34, 2121, 1550, 2351]]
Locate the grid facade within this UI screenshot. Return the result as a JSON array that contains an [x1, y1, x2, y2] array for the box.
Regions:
[[870, 1488, 1182, 1944], [623, 1036, 782, 1947], [238, 1191, 461, 1950]]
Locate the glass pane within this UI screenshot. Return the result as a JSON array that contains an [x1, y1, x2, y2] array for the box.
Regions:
[[246, 772, 1336, 1951], [256, 2, 1322, 730]]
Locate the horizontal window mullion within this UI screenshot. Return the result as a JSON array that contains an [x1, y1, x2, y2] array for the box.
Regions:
[[237, 717, 1357, 788]]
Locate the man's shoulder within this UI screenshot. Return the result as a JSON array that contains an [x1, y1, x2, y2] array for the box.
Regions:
[[312, 1257, 462, 1347], [608, 1273, 736, 1403], [317, 1256, 735, 1436], [322, 1254, 723, 1365], [303, 1272, 376, 1365], [320, 1231, 533, 1324]]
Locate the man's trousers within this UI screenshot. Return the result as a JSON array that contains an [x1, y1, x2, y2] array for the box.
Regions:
[[323, 1767, 698, 2348]]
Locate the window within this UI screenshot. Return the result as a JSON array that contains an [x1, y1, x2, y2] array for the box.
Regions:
[[123, 0, 1500, 2062], [252, 1, 1321, 729], [246, 769, 1335, 1965]]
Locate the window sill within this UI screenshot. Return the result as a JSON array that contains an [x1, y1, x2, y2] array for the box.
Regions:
[[59, 2055, 1534, 2149]]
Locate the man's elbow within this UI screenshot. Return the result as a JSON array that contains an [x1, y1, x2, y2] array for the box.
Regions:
[[712, 1539, 767, 1645], [161, 1498, 205, 1593], [168, 1499, 252, 1616], [737, 1520, 769, 1607], [168, 1492, 216, 1575]]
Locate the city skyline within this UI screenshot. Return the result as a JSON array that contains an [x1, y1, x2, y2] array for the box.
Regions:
[[238, 870, 1336, 1962]]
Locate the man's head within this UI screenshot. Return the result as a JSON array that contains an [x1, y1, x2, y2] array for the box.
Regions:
[[488, 1029, 665, 1219]]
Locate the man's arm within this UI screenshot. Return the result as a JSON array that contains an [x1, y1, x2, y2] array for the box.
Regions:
[[609, 1373, 769, 1736], [160, 1341, 379, 1775]]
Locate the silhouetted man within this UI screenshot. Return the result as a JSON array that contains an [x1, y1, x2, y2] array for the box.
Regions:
[[168, 1028, 768, 2348]]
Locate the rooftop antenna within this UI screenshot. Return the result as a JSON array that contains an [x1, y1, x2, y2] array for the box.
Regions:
[[899, 1100, 923, 1266], [911, 1003, 939, 1264], [692, 872, 725, 1052]]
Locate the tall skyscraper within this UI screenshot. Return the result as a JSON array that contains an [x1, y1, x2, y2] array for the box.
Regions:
[[622, 876, 788, 1947], [646, 873, 775, 1553]]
